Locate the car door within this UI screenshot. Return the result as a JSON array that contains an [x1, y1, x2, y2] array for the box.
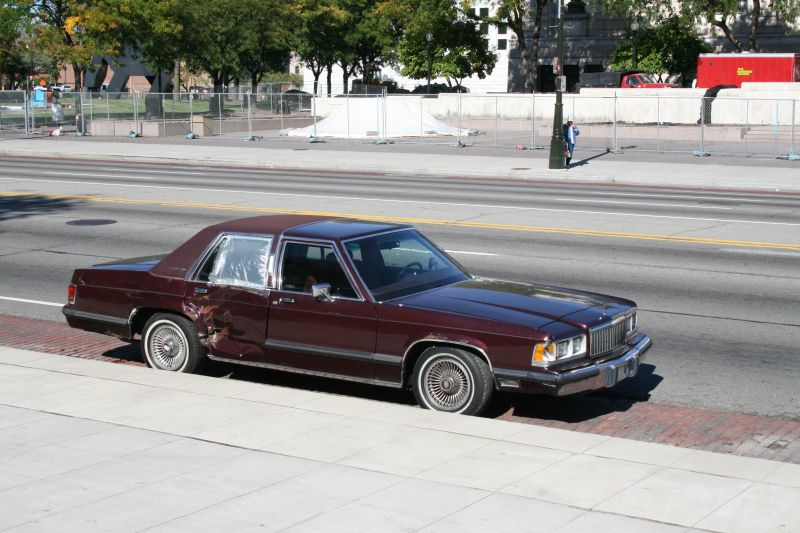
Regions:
[[266, 239, 377, 380], [185, 233, 273, 361]]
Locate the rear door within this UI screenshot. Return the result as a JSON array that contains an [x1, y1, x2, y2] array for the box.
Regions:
[[266, 239, 377, 379], [185, 233, 273, 361]]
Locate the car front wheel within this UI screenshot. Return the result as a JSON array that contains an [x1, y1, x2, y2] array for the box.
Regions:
[[141, 313, 205, 373], [412, 346, 493, 415]]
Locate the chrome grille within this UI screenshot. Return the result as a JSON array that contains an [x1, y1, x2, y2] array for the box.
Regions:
[[590, 313, 633, 357]]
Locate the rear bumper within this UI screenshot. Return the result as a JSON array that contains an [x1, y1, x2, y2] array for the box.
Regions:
[[62, 306, 132, 340], [494, 335, 653, 396]]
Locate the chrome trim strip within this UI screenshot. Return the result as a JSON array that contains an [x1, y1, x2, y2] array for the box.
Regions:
[[206, 354, 403, 388], [265, 339, 373, 362], [373, 353, 402, 365], [275, 238, 365, 302], [62, 307, 129, 326], [493, 367, 558, 384]]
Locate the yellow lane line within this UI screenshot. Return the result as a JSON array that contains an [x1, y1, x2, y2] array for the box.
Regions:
[[2, 191, 799, 252]]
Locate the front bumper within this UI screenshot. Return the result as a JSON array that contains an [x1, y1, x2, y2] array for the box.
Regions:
[[493, 335, 653, 396]]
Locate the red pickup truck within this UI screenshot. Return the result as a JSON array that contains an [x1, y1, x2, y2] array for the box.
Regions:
[[577, 70, 678, 91]]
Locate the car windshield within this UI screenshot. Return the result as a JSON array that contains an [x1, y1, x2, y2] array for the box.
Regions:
[[637, 73, 657, 84], [345, 229, 470, 300]]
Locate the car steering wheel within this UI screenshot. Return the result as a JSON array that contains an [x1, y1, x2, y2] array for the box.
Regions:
[[394, 261, 423, 282]]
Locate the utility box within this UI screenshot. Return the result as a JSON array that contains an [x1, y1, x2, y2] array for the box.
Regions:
[[696, 53, 800, 88]]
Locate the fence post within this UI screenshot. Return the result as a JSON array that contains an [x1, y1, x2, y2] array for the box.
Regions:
[[494, 96, 499, 148], [133, 92, 139, 135], [612, 94, 618, 152], [106, 92, 110, 123], [656, 96, 661, 154], [773, 100, 780, 159], [218, 93, 223, 136], [312, 94, 317, 139], [419, 95, 424, 144], [744, 98, 749, 157], [383, 88, 388, 142], [189, 93, 194, 136], [23, 91, 29, 135], [375, 94, 381, 143], [790, 99, 798, 160], [530, 92, 535, 149], [693, 96, 710, 157], [457, 91, 462, 146], [346, 92, 350, 139], [247, 91, 253, 139]]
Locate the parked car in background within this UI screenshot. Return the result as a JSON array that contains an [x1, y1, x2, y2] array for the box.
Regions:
[[50, 84, 73, 93], [577, 71, 677, 91], [63, 215, 652, 415]]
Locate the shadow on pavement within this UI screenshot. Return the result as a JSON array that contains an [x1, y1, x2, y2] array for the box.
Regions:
[[97, 344, 661, 422], [0, 194, 79, 224], [489, 364, 664, 423]]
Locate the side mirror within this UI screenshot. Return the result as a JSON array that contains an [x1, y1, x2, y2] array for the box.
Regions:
[[312, 283, 332, 302]]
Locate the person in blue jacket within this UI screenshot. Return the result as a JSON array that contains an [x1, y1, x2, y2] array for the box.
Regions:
[[562, 119, 579, 168]]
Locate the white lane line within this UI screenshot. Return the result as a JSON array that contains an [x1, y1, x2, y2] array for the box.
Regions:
[[0, 296, 62, 307], [93, 168, 206, 175], [719, 248, 800, 257], [550, 197, 731, 209], [42, 171, 155, 180], [2, 176, 799, 227], [31, 174, 726, 209], [445, 250, 499, 257], [570, 191, 769, 203]]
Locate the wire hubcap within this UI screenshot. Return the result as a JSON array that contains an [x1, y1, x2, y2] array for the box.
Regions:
[[148, 322, 187, 371], [423, 357, 472, 411]]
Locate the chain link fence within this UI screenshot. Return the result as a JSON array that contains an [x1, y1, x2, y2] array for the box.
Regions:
[[2, 89, 797, 160]]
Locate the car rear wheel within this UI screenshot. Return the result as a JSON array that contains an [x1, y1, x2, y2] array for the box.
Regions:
[[142, 313, 205, 373], [412, 346, 493, 415]]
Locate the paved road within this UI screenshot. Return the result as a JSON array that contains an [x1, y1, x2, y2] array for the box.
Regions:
[[1, 156, 798, 420]]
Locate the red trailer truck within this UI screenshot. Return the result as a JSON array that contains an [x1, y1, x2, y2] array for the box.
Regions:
[[696, 53, 800, 88]]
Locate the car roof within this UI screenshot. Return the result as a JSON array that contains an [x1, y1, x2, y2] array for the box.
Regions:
[[204, 215, 409, 239], [150, 215, 412, 279]]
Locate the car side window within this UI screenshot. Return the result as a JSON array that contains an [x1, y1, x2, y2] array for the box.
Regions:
[[199, 235, 272, 288], [280, 242, 357, 299]]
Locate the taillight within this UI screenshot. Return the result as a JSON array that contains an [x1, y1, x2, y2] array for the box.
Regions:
[[67, 284, 76, 304]]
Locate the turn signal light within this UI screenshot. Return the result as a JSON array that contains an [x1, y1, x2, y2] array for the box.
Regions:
[[67, 284, 76, 304]]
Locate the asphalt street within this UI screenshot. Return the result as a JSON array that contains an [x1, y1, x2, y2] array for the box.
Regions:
[[1, 156, 798, 420]]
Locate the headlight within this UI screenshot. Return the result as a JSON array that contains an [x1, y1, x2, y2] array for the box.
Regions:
[[532, 334, 587, 366]]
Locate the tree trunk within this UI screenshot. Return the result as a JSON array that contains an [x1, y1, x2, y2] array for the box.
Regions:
[[312, 71, 320, 95], [72, 65, 83, 91], [748, 0, 760, 52], [326, 64, 332, 96], [527, 0, 546, 93], [714, 19, 743, 52]]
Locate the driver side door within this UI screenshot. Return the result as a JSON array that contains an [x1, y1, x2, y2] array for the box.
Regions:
[[265, 240, 377, 379]]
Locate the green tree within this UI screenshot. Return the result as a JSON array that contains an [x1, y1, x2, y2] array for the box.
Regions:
[[292, 0, 346, 94], [472, 0, 553, 93], [609, 16, 709, 84], [0, 3, 29, 89], [596, 0, 800, 53], [395, 0, 496, 87], [239, 0, 292, 90], [30, 0, 121, 89]]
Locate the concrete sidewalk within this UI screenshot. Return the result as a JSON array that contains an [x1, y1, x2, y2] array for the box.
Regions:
[[1, 347, 798, 532], [1, 137, 799, 193]]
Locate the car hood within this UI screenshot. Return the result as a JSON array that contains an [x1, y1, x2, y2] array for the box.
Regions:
[[393, 278, 632, 331]]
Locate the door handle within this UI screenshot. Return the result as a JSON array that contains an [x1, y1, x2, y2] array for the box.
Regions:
[[278, 297, 295, 304], [194, 288, 208, 295]]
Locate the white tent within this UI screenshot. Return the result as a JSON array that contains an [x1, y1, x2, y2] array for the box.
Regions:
[[285, 97, 472, 139]]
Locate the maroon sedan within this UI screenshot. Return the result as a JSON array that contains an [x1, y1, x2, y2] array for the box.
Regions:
[[63, 215, 652, 415]]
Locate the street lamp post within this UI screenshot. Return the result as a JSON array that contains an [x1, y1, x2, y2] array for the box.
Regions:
[[426, 32, 433, 94], [631, 21, 639, 70], [548, 0, 565, 169]]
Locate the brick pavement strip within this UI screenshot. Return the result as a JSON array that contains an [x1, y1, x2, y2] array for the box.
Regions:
[[2, 313, 799, 464]]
